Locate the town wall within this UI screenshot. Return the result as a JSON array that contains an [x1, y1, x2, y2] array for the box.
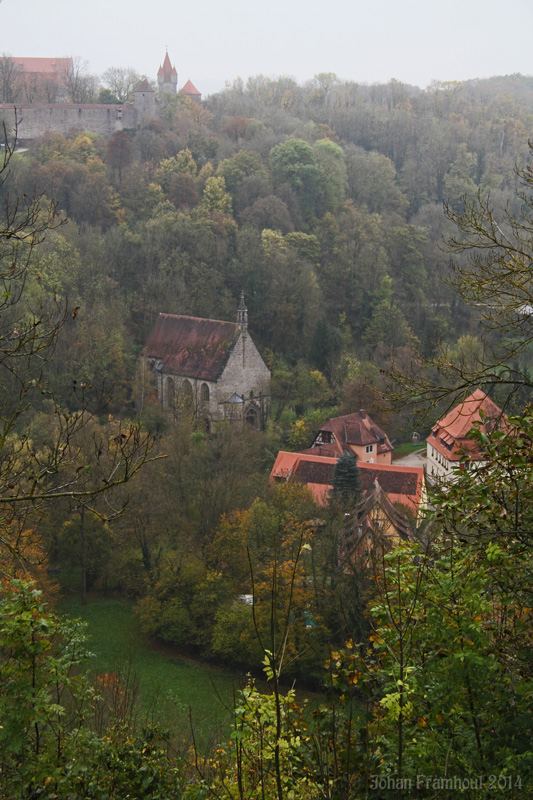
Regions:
[[0, 103, 137, 142]]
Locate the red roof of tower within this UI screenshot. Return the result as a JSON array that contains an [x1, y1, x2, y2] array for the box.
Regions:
[[181, 79, 201, 96], [158, 53, 177, 80], [136, 79, 154, 92]]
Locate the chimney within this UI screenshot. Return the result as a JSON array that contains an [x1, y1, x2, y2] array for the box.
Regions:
[[359, 409, 366, 419]]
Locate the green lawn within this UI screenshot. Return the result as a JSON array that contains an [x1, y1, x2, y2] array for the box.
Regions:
[[392, 441, 427, 458], [60, 596, 244, 746]]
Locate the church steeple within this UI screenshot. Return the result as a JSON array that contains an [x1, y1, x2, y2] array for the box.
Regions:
[[237, 292, 248, 334]]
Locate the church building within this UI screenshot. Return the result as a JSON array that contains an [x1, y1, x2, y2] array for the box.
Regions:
[[140, 296, 270, 430]]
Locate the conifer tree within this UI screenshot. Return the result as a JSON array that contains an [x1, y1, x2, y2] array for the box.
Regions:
[[330, 451, 361, 506]]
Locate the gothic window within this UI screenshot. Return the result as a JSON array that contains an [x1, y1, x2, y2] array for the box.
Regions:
[[181, 379, 193, 408], [166, 377, 175, 407], [201, 383, 210, 402]]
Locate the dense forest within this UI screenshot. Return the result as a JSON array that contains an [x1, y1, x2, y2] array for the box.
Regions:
[[1, 72, 533, 798]]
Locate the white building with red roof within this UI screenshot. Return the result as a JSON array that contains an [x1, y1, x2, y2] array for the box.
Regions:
[[426, 389, 505, 481]]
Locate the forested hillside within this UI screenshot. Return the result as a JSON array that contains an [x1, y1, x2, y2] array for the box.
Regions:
[[1, 73, 533, 798], [5, 73, 533, 427]]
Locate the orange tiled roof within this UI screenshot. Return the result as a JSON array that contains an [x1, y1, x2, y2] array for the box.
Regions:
[[427, 389, 505, 462], [269, 451, 424, 513], [13, 57, 71, 75]]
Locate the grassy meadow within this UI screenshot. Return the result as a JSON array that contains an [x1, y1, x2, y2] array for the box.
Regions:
[[60, 596, 245, 748]]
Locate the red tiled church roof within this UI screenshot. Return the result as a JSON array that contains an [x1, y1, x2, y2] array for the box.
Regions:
[[142, 313, 239, 382]]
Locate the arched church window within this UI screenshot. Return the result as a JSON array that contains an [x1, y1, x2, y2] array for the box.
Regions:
[[166, 377, 175, 407], [201, 383, 210, 402], [181, 379, 193, 408]]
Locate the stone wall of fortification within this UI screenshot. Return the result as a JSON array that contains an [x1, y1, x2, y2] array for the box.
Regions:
[[0, 103, 137, 142]]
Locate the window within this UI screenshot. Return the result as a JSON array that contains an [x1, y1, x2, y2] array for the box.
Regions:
[[180, 379, 193, 408], [200, 383, 210, 402], [166, 377, 175, 406], [365, 444, 373, 454]]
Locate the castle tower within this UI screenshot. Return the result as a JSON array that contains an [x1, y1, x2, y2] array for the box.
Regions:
[[157, 52, 178, 95], [180, 79, 202, 102], [134, 79, 156, 124]]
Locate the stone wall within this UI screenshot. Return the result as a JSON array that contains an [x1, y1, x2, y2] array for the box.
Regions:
[[0, 103, 137, 142], [218, 332, 271, 424]]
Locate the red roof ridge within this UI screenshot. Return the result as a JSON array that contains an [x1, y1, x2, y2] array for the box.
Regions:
[[157, 311, 237, 328]]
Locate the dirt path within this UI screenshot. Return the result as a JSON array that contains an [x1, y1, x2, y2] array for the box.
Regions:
[[393, 448, 428, 469]]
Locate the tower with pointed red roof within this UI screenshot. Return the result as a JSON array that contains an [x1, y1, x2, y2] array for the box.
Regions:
[[180, 79, 202, 102], [157, 52, 178, 95]]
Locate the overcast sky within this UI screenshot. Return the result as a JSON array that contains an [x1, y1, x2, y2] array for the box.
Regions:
[[1, 0, 532, 96]]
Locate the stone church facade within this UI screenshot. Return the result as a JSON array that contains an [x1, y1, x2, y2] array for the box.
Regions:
[[140, 297, 270, 430]]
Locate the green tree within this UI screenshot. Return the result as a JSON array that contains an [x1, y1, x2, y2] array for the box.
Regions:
[[201, 175, 233, 215], [0, 128, 156, 574], [313, 138, 348, 214], [330, 452, 361, 507], [388, 141, 533, 417], [102, 66, 143, 103], [106, 130, 132, 182], [0, 580, 182, 798], [443, 142, 479, 203], [269, 138, 323, 216]]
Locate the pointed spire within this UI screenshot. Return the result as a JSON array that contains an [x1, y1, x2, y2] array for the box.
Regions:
[[237, 291, 248, 333], [158, 52, 178, 82]]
